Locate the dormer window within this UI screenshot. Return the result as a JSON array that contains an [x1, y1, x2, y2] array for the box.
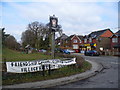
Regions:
[[73, 39, 78, 43]]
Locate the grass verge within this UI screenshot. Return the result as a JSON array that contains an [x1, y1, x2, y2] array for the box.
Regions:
[[2, 48, 92, 85], [2, 48, 53, 62], [2, 61, 91, 85]]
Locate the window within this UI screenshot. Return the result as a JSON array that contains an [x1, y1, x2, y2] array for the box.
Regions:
[[73, 39, 78, 43], [89, 38, 92, 43], [84, 38, 87, 43], [73, 45, 78, 49], [112, 38, 118, 43], [66, 40, 68, 43]]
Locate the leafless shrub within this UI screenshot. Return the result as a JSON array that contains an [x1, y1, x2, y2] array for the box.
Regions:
[[55, 53, 85, 68]]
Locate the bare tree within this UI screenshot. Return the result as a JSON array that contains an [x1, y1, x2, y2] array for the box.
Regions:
[[21, 21, 62, 50], [21, 30, 35, 48], [5, 35, 20, 49], [22, 21, 50, 49]]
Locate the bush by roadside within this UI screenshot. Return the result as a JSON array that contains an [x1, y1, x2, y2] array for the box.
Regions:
[[55, 53, 85, 68]]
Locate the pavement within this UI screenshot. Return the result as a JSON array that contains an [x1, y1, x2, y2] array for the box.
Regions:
[[1, 59, 103, 89]]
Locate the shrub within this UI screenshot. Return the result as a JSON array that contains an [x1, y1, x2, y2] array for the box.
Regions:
[[75, 55, 84, 68], [55, 53, 85, 68]]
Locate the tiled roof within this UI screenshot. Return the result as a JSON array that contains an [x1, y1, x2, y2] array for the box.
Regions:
[[78, 35, 84, 40], [56, 33, 68, 40], [110, 30, 120, 38], [65, 35, 84, 41], [115, 30, 120, 36], [116, 30, 120, 34], [88, 29, 110, 38], [65, 35, 74, 40]]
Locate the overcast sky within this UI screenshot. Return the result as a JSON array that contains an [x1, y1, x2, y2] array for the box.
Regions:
[[1, 0, 119, 42]]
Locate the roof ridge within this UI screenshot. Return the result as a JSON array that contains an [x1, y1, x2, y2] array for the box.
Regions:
[[92, 29, 107, 33]]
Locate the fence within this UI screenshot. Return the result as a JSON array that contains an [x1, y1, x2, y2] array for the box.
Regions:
[[2, 63, 78, 85]]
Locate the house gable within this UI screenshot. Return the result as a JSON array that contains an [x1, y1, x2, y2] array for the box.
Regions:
[[71, 34, 81, 41], [100, 29, 113, 37]]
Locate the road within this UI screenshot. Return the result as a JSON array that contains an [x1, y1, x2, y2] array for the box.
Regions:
[[52, 54, 119, 88]]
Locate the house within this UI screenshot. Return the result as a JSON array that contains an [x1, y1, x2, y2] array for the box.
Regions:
[[82, 28, 113, 53], [25, 44, 33, 54], [110, 30, 120, 56], [65, 34, 84, 52], [55, 33, 68, 48], [56, 28, 114, 54]]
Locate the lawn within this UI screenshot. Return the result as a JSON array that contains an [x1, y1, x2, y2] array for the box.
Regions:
[[2, 48, 52, 62], [2, 48, 92, 85]]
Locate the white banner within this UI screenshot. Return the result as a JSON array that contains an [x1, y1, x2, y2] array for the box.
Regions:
[[6, 58, 76, 73]]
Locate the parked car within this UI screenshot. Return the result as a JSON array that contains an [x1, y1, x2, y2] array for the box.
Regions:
[[84, 50, 100, 56], [39, 49, 47, 53], [55, 48, 64, 53], [63, 49, 70, 54], [66, 49, 75, 53], [75, 49, 80, 53], [63, 49, 75, 54]]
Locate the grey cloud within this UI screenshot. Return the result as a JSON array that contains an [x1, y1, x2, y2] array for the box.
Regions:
[[3, 1, 118, 41]]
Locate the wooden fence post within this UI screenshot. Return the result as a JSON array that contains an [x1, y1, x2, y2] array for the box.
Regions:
[[42, 65, 45, 76], [48, 64, 51, 76]]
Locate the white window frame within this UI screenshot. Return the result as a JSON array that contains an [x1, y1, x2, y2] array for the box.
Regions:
[[73, 39, 78, 43], [89, 38, 92, 43], [84, 38, 87, 43], [73, 45, 78, 49], [112, 38, 118, 43]]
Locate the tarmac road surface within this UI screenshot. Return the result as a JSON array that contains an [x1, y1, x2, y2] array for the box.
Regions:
[[52, 54, 119, 88]]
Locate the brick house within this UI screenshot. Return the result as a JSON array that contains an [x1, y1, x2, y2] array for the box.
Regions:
[[56, 28, 113, 54], [55, 33, 68, 48], [64, 34, 84, 52], [82, 29, 113, 53], [110, 30, 120, 56]]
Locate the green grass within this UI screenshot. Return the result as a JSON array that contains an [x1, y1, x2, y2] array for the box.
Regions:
[[2, 48, 92, 85], [2, 61, 92, 85], [2, 48, 52, 62]]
